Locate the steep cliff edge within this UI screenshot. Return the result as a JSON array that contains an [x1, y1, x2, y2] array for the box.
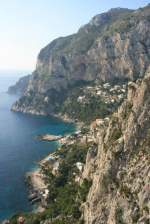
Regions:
[[8, 5, 150, 224], [8, 75, 31, 95], [9, 72, 150, 223], [82, 69, 150, 223], [11, 5, 150, 116]]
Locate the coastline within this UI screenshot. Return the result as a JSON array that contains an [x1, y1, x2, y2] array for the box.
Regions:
[[25, 168, 48, 213], [11, 107, 82, 129], [25, 115, 81, 213], [53, 112, 84, 130], [7, 99, 83, 217]]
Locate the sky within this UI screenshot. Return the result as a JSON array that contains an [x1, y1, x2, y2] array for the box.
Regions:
[[0, 0, 149, 72]]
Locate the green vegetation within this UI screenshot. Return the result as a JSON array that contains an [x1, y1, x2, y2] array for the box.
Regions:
[[115, 207, 125, 224], [10, 143, 93, 224], [122, 102, 133, 120], [39, 8, 137, 58], [62, 96, 109, 123], [105, 16, 133, 35], [60, 88, 113, 123], [109, 116, 122, 143], [78, 179, 92, 202], [41, 143, 92, 222], [111, 128, 122, 142]]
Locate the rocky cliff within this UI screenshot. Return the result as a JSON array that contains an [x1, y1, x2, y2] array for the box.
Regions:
[[8, 4, 150, 224], [9, 72, 150, 224], [82, 69, 150, 223], [8, 75, 31, 95], [11, 5, 150, 116]]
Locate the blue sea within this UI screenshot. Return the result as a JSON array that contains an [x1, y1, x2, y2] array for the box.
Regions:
[[0, 71, 75, 221]]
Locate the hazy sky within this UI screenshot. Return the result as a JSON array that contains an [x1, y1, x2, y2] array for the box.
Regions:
[[0, 0, 149, 71]]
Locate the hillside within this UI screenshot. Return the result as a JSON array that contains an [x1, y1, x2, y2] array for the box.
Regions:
[[9, 5, 150, 120], [8, 75, 31, 95], [10, 67, 150, 224], [82, 70, 150, 223], [8, 4, 150, 224]]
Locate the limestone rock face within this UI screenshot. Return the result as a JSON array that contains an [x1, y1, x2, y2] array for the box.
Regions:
[[8, 75, 31, 95], [11, 5, 150, 115], [82, 71, 150, 224]]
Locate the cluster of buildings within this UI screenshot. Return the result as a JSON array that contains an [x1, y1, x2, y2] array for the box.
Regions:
[[77, 82, 127, 106], [31, 82, 128, 208]]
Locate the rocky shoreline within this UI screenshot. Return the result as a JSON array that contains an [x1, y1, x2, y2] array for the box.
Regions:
[[25, 169, 48, 211], [25, 126, 82, 212], [37, 134, 63, 142]]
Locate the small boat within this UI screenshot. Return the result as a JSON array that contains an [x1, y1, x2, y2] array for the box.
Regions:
[[28, 192, 38, 201], [31, 197, 41, 204]]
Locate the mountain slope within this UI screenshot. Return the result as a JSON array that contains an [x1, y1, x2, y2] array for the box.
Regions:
[[9, 63, 150, 224], [8, 75, 31, 95], [10, 5, 150, 116], [82, 69, 150, 223]]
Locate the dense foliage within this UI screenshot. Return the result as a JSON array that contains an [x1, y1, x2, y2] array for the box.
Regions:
[[60, 87, 114, 123], [10, 143, 93, 224]]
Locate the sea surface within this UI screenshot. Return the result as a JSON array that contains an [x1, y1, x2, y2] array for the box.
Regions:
[[0, 72, 75, 220]]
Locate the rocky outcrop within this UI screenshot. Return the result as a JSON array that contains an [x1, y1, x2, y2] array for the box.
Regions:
[[8, 75, 31, 95], [82, 70, 150, 223], [8, 5, 150, 223], [11, 5, 150, 115]]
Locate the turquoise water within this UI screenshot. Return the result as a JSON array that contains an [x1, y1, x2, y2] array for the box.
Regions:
[[0, 74, 75, 220]]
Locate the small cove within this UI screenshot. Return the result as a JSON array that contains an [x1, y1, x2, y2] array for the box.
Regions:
[[0, 74, 76, 220]]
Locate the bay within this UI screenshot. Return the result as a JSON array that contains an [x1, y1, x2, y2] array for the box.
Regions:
[[0, 72, 75, 220]]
